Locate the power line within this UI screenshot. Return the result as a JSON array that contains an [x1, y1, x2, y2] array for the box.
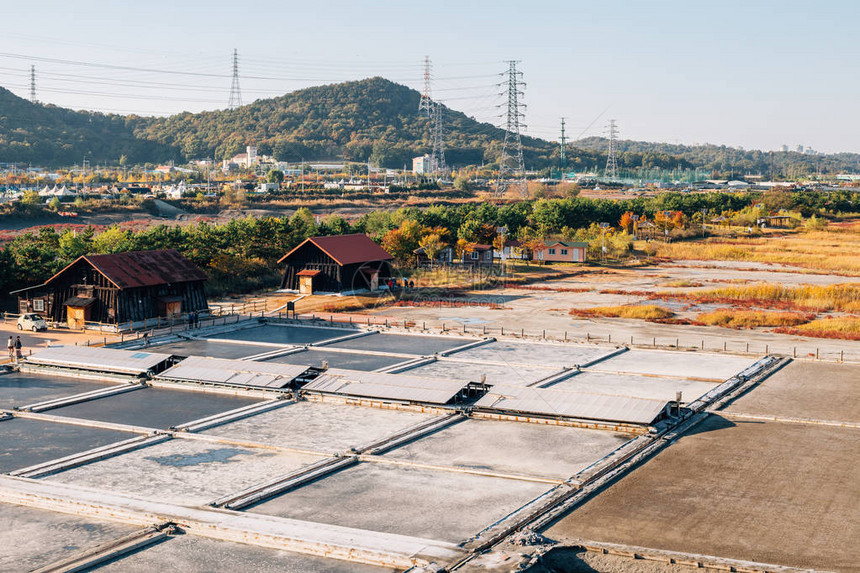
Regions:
[[228, 49, 242, 109], [496, 60, 527, 198]]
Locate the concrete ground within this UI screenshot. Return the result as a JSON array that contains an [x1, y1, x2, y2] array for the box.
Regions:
[[0, 501, 139, 572], [382, 418, 631, 481], [591, 349, 758, 381], [548, 371, 717, 403], [405, 359, 558, 386], [248, 462, 551, 543], [0, 371, 119, 409], [723, 360, 860, 423], [325, 332, 470, 355], [451, 340, 616, 369], [50, 386, 262, 429], [532, 546, 726, 573], [265, 348, 411, 371], [544, 415, 860, 572], [203, 400, 435, 453], [93, 533, 395, 572], [364, 274, 859, 362], [45, 438, 329, 506]]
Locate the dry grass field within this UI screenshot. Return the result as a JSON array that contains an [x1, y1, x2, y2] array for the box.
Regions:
[[650, 223, 860, 274]]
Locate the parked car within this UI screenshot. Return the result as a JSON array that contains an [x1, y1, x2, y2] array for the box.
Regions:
[[17, 313, 47, 332]]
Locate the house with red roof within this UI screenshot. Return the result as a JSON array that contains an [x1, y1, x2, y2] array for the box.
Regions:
[[278, 234, 394, 294], [12, 250, 208, 328]]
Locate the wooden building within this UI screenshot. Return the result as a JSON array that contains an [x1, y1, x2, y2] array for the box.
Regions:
[[461, 244, 495, 267], [12, 250, 208, 328], [279, 234, 393, 294]]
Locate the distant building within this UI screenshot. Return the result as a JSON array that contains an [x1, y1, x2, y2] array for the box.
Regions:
[[414, 245, 454, 267], [12, 250, 208, 328], [494, 240, 528, 260], [460, 244, 494, 266], [278, 234, 394, 294], [780, 145, 789, 152], [412, 155, 432, 174], [224, 146, 260, 170], [796, 145, 804, 153]]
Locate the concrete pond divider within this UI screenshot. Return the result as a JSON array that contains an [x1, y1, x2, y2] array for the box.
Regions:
[[0, 475, 464, 569]]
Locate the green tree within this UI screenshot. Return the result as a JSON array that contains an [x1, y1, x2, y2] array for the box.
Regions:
[[92, 227, 132, 254]]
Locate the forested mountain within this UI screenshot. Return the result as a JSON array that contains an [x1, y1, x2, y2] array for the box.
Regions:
[[127, 77, 554, 168], [0, 87, 176, 165], [1, 77, 859, 176], [574, 137, 860, 177]]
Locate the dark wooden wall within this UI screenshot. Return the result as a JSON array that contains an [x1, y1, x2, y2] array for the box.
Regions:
[[38, 260, 208, 324], [281, 243, 343, 291], [280, 243, 392, 292]]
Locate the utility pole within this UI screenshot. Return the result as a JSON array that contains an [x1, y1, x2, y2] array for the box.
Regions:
[[418, 56, 432, 117], [29, 65, 37, 103], [604, 119, 619, 180], [496, 60, 527, 198], [559, 117, 567, 169], [228, 49, 242, 110]]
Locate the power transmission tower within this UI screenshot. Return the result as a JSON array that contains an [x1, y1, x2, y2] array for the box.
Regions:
[[228, 49, 242, 110], [497, 60, 527, 198], [418, 56, 432, 117], [559, 117, 567, 167], [604, 119, 619, 180], [431, 102, 447, 176], [29, 65, 36, 103]]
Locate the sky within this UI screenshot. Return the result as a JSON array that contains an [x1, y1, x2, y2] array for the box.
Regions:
[[1, 0, 858, 153]]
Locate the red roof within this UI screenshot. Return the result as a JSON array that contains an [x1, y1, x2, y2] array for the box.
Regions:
[[47, 249, 208, 290], [278, 234, 394, 266], [296, 269, 321, 277]]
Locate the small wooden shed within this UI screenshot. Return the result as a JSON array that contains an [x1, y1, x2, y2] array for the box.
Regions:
[[279, 234, 394, 294]]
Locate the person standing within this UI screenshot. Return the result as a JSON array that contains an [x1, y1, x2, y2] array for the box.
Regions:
[[6, 336, 13, 362], [14, 336, 22, 363]]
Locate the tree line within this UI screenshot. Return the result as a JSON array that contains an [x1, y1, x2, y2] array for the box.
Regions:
[[0, 190, 856, 303]]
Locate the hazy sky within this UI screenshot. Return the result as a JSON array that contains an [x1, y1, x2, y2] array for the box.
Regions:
[[1, 0, 857, 153]]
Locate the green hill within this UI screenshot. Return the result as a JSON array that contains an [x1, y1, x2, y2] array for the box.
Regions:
[[0, 87, 176, 166], [128, 76, 553, 168], [1, 77, 859, 177]]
